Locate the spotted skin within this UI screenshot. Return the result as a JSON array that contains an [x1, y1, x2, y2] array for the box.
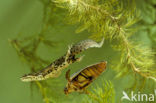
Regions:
[[21, 39, 104, 82], [21, 51, 80, 82], [70, 38, 104, 55]]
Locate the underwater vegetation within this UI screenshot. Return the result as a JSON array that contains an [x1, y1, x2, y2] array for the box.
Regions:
[[9, 0, 156, 103], [83, 80, 115, 103]]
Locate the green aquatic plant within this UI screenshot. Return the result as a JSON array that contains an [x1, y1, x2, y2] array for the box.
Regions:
[[10, 35, 53, 103], [53, 0, 156, 90], [83, 80, 115, 103], [10, 0, 156, 103]]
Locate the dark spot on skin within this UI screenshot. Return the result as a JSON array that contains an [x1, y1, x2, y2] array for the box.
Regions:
[[70, 50, 73, 54], [54, 56, 65, 66], [43, 73, 47, 77], [47, 70, 52, 73], [54, 67, 58, 70]]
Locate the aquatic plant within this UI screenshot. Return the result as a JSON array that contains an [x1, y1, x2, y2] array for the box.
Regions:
[[53, 0, 156, 93], [10, 0, 156, 103], [83, 80, 115, 103]]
